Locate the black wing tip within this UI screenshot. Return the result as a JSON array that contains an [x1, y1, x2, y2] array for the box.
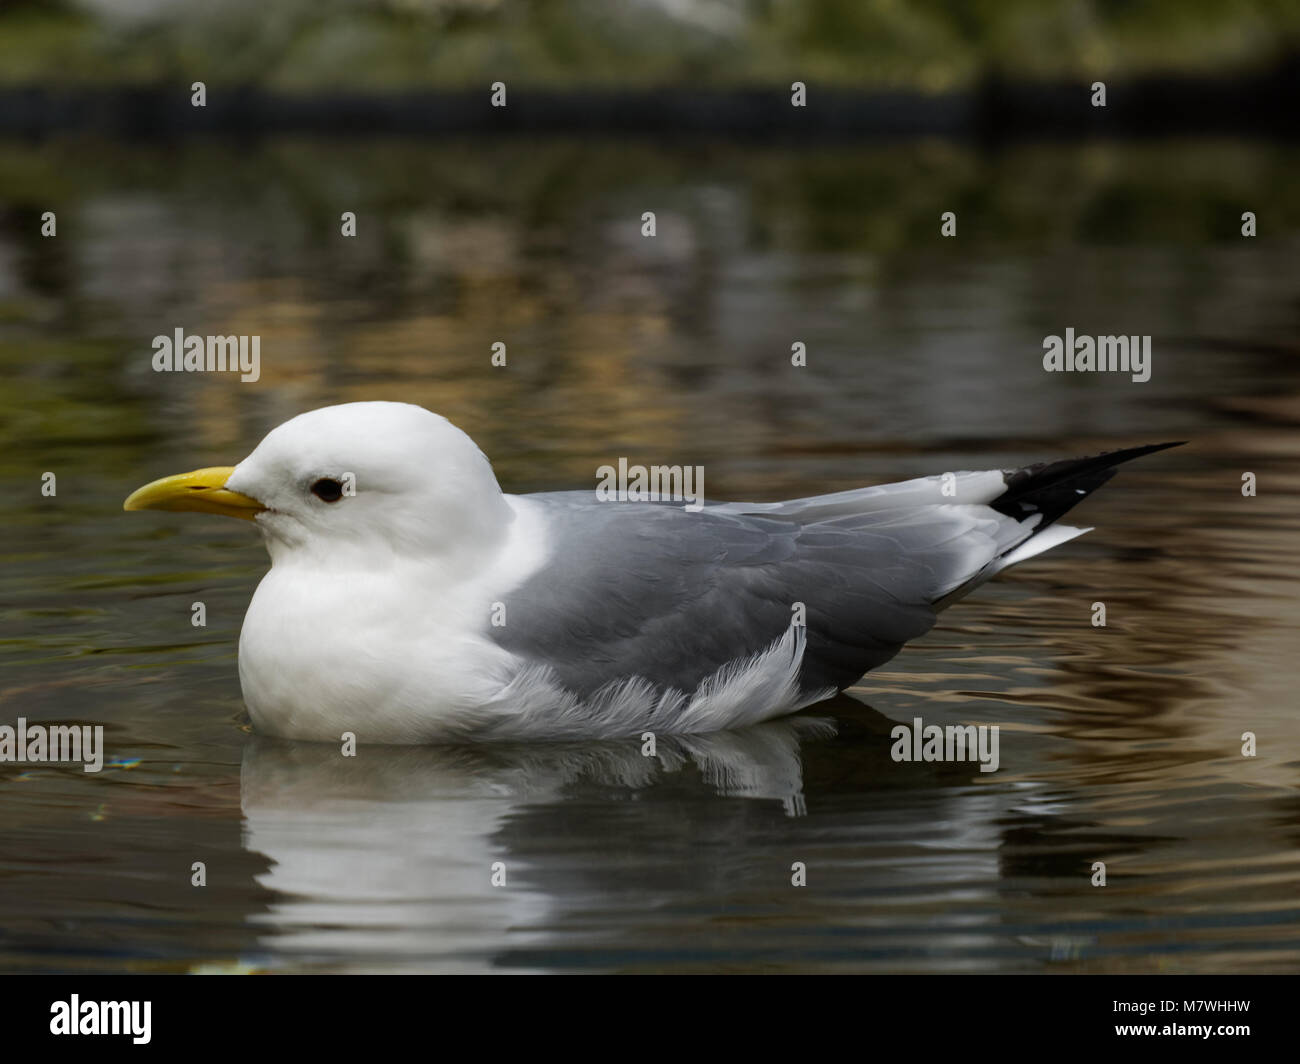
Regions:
[[1029, 440, 1187, 470], [992, 439, 1185, 525], [1102, 440, 1187, 460]]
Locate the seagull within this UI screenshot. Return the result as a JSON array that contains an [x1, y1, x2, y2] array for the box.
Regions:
[[124, 402, 1181, 743]]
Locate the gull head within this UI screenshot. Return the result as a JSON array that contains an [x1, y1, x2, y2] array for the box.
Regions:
[[124, 402, 512, 564]]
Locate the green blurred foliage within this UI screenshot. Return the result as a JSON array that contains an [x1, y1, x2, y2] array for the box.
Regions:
[[0, 0, 1296, 89]]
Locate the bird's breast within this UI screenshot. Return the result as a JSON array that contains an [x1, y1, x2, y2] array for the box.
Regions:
[[235, 565, 518, 741]]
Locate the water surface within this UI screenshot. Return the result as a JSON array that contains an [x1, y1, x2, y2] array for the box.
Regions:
[[1, 136, 1298, 972]]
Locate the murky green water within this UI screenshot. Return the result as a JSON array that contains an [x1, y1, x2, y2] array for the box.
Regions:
[[1, 136, 1298, 972]]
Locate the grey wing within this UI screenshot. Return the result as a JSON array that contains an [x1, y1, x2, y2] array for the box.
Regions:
[[489, 489, 1026, 699]]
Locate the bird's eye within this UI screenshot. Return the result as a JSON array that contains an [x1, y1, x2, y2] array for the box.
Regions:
[[311, 478, 344, 502]]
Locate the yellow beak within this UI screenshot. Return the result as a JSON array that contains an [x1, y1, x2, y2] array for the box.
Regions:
[[123, 466, 266, 521]]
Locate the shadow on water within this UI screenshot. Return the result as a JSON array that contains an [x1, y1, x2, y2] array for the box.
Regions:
[[237, 697, 985, 971], [236, 694, 1282, 973]]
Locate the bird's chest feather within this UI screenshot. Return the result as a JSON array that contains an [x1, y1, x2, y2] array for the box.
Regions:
[[236, 564, 516, 741]]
